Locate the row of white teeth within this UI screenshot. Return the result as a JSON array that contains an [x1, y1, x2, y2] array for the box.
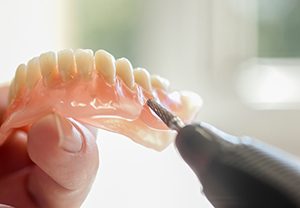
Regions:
[[9, 49, 170, 101]]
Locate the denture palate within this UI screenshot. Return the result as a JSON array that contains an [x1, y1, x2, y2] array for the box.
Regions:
[[1, 49, 202, 151]]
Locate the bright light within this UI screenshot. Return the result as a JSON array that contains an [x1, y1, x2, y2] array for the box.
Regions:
[[236, 60, 300, 109], [256, 68, 297, 103]]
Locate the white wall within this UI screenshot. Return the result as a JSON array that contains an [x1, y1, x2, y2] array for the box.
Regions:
[[0, 0, 66, 84]]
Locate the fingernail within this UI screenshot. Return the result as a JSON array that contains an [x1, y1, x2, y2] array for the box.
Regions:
[[54, 114, 83, 153]]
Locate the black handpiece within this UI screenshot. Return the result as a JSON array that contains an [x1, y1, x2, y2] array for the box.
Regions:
[[146, 99, 300, 208], [176, 123, 300, 208]]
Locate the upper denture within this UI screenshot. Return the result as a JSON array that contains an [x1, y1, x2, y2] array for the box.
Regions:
[[0, 49, 202, 151]]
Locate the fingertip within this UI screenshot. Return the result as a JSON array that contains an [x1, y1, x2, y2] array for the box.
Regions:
[[27, 114, 99, 190]]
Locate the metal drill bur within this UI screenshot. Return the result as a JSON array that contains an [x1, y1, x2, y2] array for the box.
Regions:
[[146, 99, 185, 132]]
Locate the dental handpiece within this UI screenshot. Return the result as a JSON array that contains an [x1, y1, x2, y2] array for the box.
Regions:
[[147, 99, 300, 208]]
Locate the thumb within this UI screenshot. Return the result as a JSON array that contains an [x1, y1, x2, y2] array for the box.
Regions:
[[27, 114, 99, 208]]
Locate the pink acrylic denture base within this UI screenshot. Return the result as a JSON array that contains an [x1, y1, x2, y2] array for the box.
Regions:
[[0, 74, 199, 151]]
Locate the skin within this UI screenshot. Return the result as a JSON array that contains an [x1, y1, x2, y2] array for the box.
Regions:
[[0, 86, 99, 208]]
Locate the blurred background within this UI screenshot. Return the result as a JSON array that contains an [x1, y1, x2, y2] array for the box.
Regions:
[[1, 0, 300, 207]]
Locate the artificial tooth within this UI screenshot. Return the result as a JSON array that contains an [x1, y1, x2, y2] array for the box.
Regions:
[[151, 75, 170, 91], [8, 78, 16, 103], [95, 49, 116, 85], [58, 49, 76, 81], [39, 51, 58, 86], [133, 68, 152, 92], [178, 91, 203, 121], [26, 57, 41, 89], [14, 64, 27, 95], [116, 58, 134, 89], [75, 49, 94, 80]]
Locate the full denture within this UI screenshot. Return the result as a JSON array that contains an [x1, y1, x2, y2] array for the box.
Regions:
[[0, 49, 202, 151]]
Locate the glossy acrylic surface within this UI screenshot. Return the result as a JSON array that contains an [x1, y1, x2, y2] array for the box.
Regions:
[[0, 67, 202, 150]]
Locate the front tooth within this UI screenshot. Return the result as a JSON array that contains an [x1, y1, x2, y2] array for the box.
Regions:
[[26, 57, 41, 89], [14, 64, 27, 95], [116, 58, 134, 89], [75, 49, 94, 80], [39, 51, 58, 86], [133, 68, 152, 91], [95, 49, 116, 85], [58, 49, 76, 81], [151, 75, 170, 91]]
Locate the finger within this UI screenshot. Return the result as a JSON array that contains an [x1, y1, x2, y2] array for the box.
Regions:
[[0, 166, 36, 208], [0, 85, 32, 177], [0, 131, 32, 177], [27, 114, 99, 208]]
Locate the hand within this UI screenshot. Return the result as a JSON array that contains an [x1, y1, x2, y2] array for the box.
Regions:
[[0, 86, 99, 208]]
